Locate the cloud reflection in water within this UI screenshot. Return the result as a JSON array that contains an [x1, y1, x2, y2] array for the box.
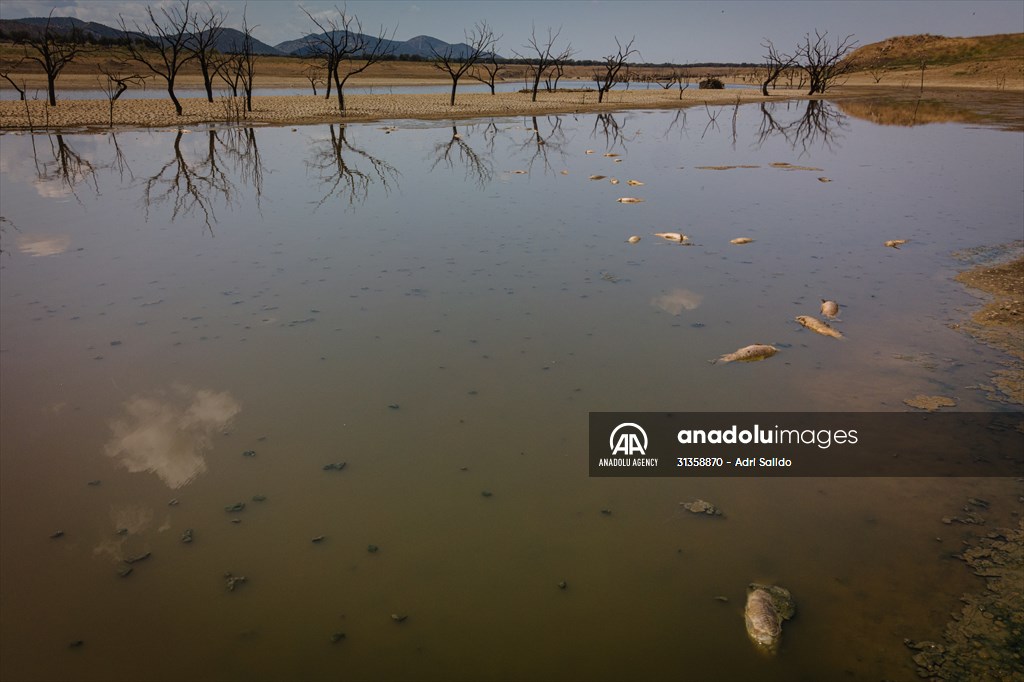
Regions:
[[651, 288, 704, 315], [105, 386, 241, 489]]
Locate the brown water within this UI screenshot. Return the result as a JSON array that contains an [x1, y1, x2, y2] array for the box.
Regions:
[[1, 100, 1022, 681]]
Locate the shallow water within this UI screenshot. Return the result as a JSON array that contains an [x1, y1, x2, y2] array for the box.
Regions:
[[1, 99, 1022, 681]]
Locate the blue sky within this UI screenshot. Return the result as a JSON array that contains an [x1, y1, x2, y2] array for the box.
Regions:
[[1, 1, 1021, 63]]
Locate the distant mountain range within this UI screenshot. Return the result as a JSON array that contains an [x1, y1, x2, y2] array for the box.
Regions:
[[0, 16, 496, 60]]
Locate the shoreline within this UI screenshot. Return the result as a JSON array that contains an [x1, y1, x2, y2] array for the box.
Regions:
[[0, 88, 791, 131]]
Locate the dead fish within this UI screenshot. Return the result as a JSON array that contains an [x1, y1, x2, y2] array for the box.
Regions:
[[713, 344, 778, 364], [820, 299, 840, 318], [588, 174, 606, 180], [585, 149, 595, 154], [817, 177, 831, 183], [603, 153, 620, 157], [627, 236, 641, 244], [560, 170, 569, 175], [627, 180, 644, 186], [653, 232, 688, 243], [614, 159, 623, 163], [745, 589, 782, 652], [730, 238, 754, 245], [510, 170, 527, 175], [796, 315, 843, 339], [617, 197, 644, 203], [609, 178, 620, 184], [884, 239, 908, 249]]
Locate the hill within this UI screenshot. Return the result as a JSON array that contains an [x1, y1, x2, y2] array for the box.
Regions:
[[849, 32, 1024, 68]]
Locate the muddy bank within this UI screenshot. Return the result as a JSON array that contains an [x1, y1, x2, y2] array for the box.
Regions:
[[954, 245, 1024, 404], [908, 519, 1024, 680]]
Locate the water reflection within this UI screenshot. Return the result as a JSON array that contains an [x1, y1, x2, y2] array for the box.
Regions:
[[431, 124, 493, 188], [306, 124, 399, 208], [651, 288, 704, 315], [104, 385, 241, 489], [16, 234, 71, 256], [755, 100, 849, 153], [836, 96, 983, 127]]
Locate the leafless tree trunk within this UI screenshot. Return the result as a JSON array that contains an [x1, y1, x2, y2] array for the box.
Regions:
[[431, 21, 498, 105], [760, 39, 796, 96], [593, 36, 639, 103], [469, 50, 505, 95], [302, 63, 325, 95], [302, 5, 396, 112], [98, 64, 146, 127], [188, 2, 227, 103], [235, 8, 258, 112], [795, 30, 857, 95], [0, 56, 28, 101], [119, 0, 197, 116], [18, 10, 86, 106], [513, 25, 575, 102]]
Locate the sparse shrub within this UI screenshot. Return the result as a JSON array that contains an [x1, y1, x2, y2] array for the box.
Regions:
[[698, 77, 725, 89]]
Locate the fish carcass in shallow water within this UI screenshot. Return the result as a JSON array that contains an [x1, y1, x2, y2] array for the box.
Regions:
[[713, 344, 778, 364], [730, 237, 754, 245], [884, 239, 908, 249], [617, 197, 644, 203], [744, 584, 795, 653], [653, 232, 688, 243], [819, 299, 839, 318], [795, 315, 843, 339]]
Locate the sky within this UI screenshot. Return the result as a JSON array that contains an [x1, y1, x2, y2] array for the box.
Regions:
[[1, 0, 1022, 63]]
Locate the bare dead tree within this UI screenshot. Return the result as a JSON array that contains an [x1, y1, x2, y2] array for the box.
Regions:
[[301, 5, 397, 112], [760, 39, 796, 96], [593, 36, 639, 103], [306, 124, 399, 207], [120, 0, 197, 116], [513, 25, 575, 102], [234, 8, 258, 112], [98, 64, 147, 127], [302, 63, 326, 95], [469, 48, 505, 95], [18, 10, 87, 106], [430, 125, 493, 187], [0, 56, 28, 101], [795, 30, 857, 95], [188, 2, 227, 102], [431, 21, 498, 106]]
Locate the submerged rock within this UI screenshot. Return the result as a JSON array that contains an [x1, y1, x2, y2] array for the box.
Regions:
[[123, 552, 151, 564], [225, 573, 247, 591], [181, 528, 194, 544], [322, 462, 347, 471], [330, 632, 346, 644], [225, 502, 246, 513]]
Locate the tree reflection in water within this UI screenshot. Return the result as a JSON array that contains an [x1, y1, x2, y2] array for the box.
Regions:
[[517, 115, 569, 175], [431, 124, 493, 188], [755, 99, 849, 154], [306, 123, 399, 209]]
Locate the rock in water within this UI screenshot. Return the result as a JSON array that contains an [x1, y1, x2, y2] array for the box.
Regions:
[[681, 499, 723, 515], [795, 315, 843, 339], [713, 344, 778, 364], [744, 583, 795, 653]]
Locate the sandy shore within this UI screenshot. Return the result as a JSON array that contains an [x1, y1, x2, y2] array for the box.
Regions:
[[0, 87, 786, 130]]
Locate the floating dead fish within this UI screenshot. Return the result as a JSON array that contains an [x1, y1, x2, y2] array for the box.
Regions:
[[560, 170, 569, 175], [609, 178, 619, 184], [818, 177, 832, 183], [391, 614, 408, 623], [510, 170, 528, 175], [730, 238, 754, 245], [770, 162, 822, 171], [884, 239, 908, 249], [603, 153, 620, 157], [681, 499, 722, 515], [585, 149, 595, 154], [614, 159, 623, 163], [713, 344, 778, 364], [745, 584, 795, 654], [820, 300, 840, 318], [617, 197, 644, 203], [627, 180, 644, 186], [795, 315, 843, 339], [627, 236, 641, 244], [588, 175, 606, 180], [653, 232, 688, 243]]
